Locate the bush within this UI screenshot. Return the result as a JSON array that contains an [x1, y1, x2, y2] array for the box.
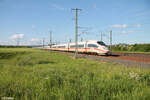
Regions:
[[112, 44, 150, 52]]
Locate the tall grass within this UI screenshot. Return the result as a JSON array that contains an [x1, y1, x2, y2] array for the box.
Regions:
[[0, 48, 150, 100]]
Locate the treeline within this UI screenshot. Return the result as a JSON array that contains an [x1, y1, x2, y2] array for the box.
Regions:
[[0, 45, 31, 48], [112, 44, 150, 52]]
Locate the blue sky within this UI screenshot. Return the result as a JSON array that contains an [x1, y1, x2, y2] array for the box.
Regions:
[[0, 0, 150, 45]]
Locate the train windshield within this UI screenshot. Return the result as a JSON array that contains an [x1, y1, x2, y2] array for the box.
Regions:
[[97, 41, 107, 46]]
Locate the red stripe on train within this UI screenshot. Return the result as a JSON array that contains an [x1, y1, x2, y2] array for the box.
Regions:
[[94, 48, 105, 52], [53, 47, 106, 52]]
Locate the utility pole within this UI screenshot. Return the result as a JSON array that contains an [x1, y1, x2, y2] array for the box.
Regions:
[[43, 38, 45, 48], [69, 39, 72, 43], [101, 32, 103, 41], [81, 37, 83, 42], [72, 8, 82, 59], [17, 38, 20, 46], [50, 31, 52, 48], [110, 30, 112, 52]]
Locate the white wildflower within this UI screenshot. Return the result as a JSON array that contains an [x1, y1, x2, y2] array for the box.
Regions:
[[2, 97, 14, 100], [44, 77, 49, 79], [129, 72, 140, 80]]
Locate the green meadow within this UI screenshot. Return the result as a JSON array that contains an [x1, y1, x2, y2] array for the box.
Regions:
[[0, 48, 150, 100]]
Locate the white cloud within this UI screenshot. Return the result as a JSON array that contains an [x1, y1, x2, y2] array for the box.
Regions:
[[120, 31, 127, 34], [93, 4, 97, 9], [135, 10, 150, 17], [81, 10, 88, 15], [111, 24, 128, 28], [128, 30, 135, 33], [30, 38, 41, 42], [111, 24, 141, 28], [32, 24, 36, 29], [135, 24, 141, 28], [120, 30, 135, 34], [51, 4, 65, 11], [10, 34, 24, 39]]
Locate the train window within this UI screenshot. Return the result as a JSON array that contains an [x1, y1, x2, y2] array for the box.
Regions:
[[58, 46, 65, 48], [88, 44, 98, 48], [70, 44, 84, 48], [78, 44, 84, 48], [70, 45, 76, 48], [97, 41, 106, 46]]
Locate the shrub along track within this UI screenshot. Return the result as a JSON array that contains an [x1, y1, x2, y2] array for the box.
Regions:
[[43, 49, 150, 68], [111, 52, 150, 58]]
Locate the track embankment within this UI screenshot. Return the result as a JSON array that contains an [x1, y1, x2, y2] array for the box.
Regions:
[[85, 55, 150, 68], [43, 49, 150, 68], [111, 52, 150, 57]]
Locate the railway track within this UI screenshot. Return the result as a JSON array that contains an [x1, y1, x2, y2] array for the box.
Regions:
[[78, 53, 150, 68], [104, 52, 150, 63], [111, 52, 150, 58], [43, 49, 150, 68]]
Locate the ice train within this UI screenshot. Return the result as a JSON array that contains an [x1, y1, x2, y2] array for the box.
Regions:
[[47, 40, 109, 55]]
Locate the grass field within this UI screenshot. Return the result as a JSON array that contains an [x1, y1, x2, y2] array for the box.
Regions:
[[0, 48, 150, 100]]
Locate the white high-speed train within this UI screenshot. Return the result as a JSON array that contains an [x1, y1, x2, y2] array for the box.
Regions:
[[47, 40, 109, 55]]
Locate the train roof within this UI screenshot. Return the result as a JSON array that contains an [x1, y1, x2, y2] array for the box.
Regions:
[[52, 40, 104, 46]]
